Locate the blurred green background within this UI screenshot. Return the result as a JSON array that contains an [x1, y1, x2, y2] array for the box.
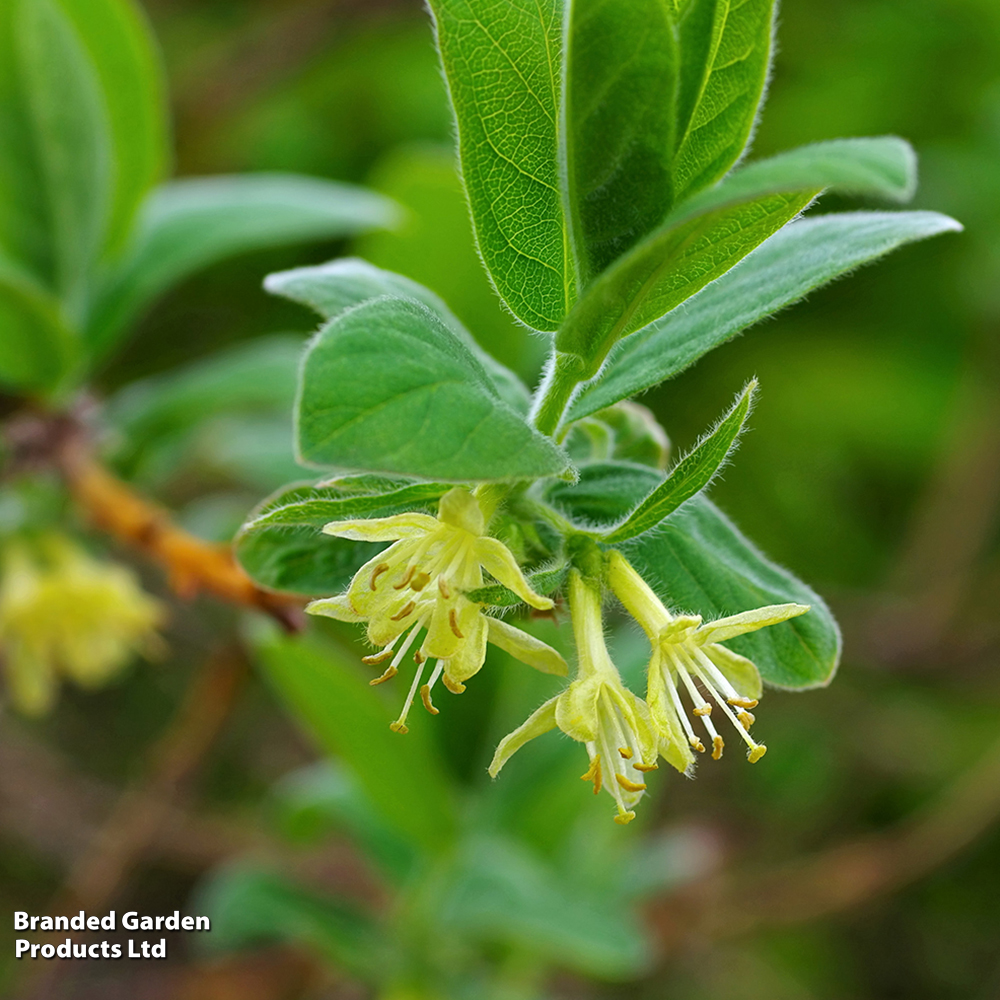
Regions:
[[3, 0, 999, 997]]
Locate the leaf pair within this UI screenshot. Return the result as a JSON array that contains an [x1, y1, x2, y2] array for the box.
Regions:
[[428, 0, 776, 333]]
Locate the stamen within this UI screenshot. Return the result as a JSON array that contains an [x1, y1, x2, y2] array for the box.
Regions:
[[633, 762, 659, 772], [712, 735, 724, 760], [414, 649, 425, 665], [370, 665, 397, 686], [393, 565, 416, 589], [390, 658, 427, 733], [618, 747, 633, 759], [675, 658, 712, 718], [390, 601, 416, 621], [683, 647, 766, 759], [580, 754, 602, 794], [692, 647, 745, 703], [410, 571, 431, 591], [662, 655, 701, 747], [616, 774, 647, 793], [420, 661, 444, 715], [362, 649, 395, 666], [448, 608, 465, 638], [419, 685, 439, 715], [437, 577, 451, 599], [370, 563, 390, 590], [613, 810, 637, 826], [441, 672, 466, 694], [729, 696, 759, 709], [738, 710, 755, 729]]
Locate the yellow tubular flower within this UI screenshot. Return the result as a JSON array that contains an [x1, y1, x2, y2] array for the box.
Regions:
[[607, 550, 810, 772], [489, 570, 659, 825], [0, 537, 165, 717], [307, 488, 566, 733]]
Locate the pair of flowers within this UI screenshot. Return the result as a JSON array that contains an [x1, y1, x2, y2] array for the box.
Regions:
[[309, 488, 808, 824]]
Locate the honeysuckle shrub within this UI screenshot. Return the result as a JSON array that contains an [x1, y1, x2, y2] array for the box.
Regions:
[[235, 0, 961, 827]]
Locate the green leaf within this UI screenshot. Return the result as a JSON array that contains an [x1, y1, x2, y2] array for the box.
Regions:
[[427, 0, 573, 331], [564, 0, 677, 282], [568, 210, 963, 420], [556, 135, 922, 377], [467, 565, 568, 608], [354, 145, 541, 383], [0, 250, 76, 390], [254, 633, 457, 852], [674, 136, 918, 221], [196, 865, 388, 981], [603, 381, 755, 542], [543, 461, 664, 528], [620, 495, 840, 689], [14, 0, 113, 314], [265, 257, 530, 413], [296, 296, 570, 481], [440, 833, 650, 978], [86, 174, 398, 358], [271, 761, 417, 879], [672, 0, 776, 205], [51, 0, 167, 258], [545, 461, 839, 687], [556, 189, 814, 374], [237, 476, 449, 595]]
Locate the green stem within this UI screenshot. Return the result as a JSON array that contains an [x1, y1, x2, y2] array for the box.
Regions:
[[532, 352, 583, 438]]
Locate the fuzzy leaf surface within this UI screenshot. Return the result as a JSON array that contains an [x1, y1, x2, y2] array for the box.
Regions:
[[237, 476, 448, 596], [671, 0, 776, 205], [603, 381, 755, 542], [569, 210, 963, 420], [544, 462, 839, 688], [557, 136, 921, 374], [296, 296, 570, 481], [265, 258, 530, 413], [427, 0, 572, 331], [565, 0, 677, 282]]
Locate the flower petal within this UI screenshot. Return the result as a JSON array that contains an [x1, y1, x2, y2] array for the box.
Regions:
[[704, 642, 762, 702], [322, 513, 438, 542], [486, 618, 568, 676], [443, 610, 488, 684], [488, 696, 559, 777], [306, 594, 365, 622], [697, 603, 810, 643], [554, 675, 602, 743], [473, 537, 553, 610]]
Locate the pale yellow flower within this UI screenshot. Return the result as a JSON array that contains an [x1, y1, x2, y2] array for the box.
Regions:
[[607, 550, 809, 772], [0, 536, 165, 716], [307, 488, 566, 732], [490, 570, 658, 825]]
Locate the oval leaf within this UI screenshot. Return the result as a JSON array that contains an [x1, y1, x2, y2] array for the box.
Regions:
[[295, 296, 570, 482]]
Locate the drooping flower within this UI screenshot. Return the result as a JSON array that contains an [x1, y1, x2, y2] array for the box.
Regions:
[[0, 536, 165, 716], [489, 570, 659, 825], [307, 487, 566, 732], [607, 550, 809, 773]]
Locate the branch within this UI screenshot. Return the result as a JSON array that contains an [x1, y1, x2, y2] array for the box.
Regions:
[[61, 452, 305, 632]]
